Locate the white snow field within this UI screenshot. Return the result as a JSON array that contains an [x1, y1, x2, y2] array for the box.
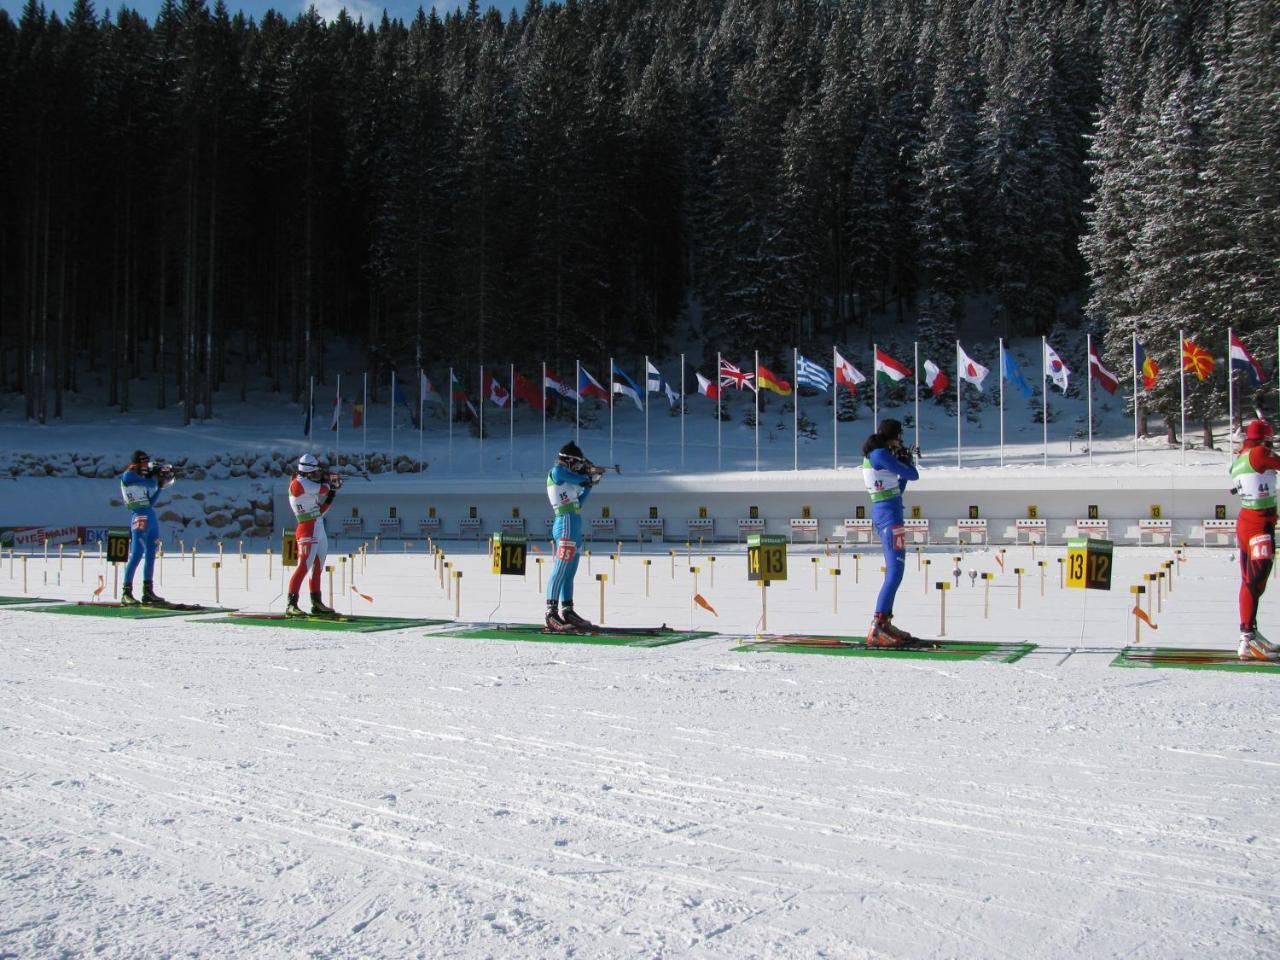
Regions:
[[2, 537, 1277, 959]]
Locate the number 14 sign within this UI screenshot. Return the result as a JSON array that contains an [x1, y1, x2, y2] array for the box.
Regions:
[[1065, 537, 1112, 591], [747, 533, 788, 582]]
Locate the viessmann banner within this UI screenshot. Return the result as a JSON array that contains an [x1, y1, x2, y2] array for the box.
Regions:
[[0, 525, 112, 548]]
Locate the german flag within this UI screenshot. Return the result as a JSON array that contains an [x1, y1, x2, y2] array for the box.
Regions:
[[757, 365, 792, 396]]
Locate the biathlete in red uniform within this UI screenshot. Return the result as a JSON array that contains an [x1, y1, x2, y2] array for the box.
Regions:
[[286, 454, 342, 617], [1231, 420, 1280, 660]]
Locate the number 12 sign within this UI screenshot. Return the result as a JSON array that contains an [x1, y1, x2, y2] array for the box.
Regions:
[[1065, 537, 1112, 591]]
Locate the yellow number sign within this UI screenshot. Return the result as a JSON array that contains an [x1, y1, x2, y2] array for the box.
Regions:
[[491, 532, 527, 576], [747, 533, 788, 582], [107, 528, 131, 564], [282, 531, 298, 567], [1065, 537, 1112, 591]]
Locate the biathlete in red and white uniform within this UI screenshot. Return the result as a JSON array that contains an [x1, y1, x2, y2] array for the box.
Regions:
[[286, 454, 341, 617], [1231, 420, 1280, 660]]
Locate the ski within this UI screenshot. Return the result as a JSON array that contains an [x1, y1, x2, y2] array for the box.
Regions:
[[542, 623, 671, 637], [758, 634, 943, 651], [79, 600, 209, 612], [231, 611, 354, 623]]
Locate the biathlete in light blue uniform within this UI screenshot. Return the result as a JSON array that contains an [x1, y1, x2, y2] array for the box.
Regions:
[[119, 449, 176, 605], [861, 419, 920, 646], [545, 441, 605, 631]]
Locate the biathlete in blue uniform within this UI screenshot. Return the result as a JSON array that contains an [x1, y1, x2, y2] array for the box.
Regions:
[[545, 442, 606, 631], [119, 450, 176, 605], [861, 419, 920, 646]]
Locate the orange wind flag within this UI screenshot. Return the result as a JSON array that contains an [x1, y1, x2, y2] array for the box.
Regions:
[[350, 584, 374, 603], [1132, 606, 1158, 629], [93, 575, 105, 598], [694, 594, 718, 616]]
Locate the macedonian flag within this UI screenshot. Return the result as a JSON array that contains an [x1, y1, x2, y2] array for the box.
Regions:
[[1181, 338, 1215, 382]]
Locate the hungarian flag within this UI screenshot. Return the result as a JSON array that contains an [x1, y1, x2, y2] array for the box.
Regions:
[[719, 358, 756, 392], [1135, 342, 1159, 391], [578, 366, 610, 402], [695, 371, 720, 400], [834, 349, 866, 391], [482, 370, 510, 407], [923, 359, 950, 397], [1044, 342, 1070, 393], [352, 402, 364, 428], [1088, 342, 1119, 395], [1230, 334, 1265, 386], [874, 349, 911, 383], [957, 344, 989, 390], [451, 371, 478, 420], [512, 371, 544, 409], [544, 370, 579, 402], [1182, 338, 1214, 381], [757, 365, 792, 396], [611, 362, 644, 411]]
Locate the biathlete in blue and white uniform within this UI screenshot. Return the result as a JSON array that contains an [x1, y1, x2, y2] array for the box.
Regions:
[[119, 449, 176, 605], [861, 419, 920, 647], [545, 442, 605, 631]]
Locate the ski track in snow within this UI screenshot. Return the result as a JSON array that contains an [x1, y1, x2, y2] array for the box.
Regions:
[[1, 546, 1278, 959]]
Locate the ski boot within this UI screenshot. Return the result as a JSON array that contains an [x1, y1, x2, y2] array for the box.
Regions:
[[866, 613, 909, 649], [879, 616, 917, 645], [120, 584, 141, 607], [310, 591, 338, 618], [1250, 629, 1280, 655], [544, 603, 570, 633], [1238, 631, 1280, 661], [284, 593, 307, 618], [141, 581, 166, 606], [560, 603, 593, 631]]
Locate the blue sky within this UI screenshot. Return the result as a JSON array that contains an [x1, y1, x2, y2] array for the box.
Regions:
[[0, 0, 469, 26]]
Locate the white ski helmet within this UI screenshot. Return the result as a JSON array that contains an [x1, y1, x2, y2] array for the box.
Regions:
[[297, 454, 320, 474]]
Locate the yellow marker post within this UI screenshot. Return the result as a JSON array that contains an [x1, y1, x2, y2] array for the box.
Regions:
[[79, 548, 84, 583], [22, 556, 28, 595], [244, 554, 250, 591], [1162, 560, 1174, 594], [111, 561, 117, 599], [213, 561, 221, 605], [596, 573, 607, 624], [1130, 585, 1146, 642], [1014, 568, 1024, 609], [686, 541, 692, 563], [191, 546, 196, 578], [611, 553, 617, 583], [811, 556, 820, 590], [915, 546, 922, 571], [1057, 556, 1064, 589], [454, 571, 462, 619], [830, 567, 841, 613], [670, 550, 676, 579], [327, 565, 335, 607], [1144, 574, 1156, 615], [981, 572, 992, 618], [58, 543, 64, 573], [536, 557, 544, 591], [936, 581, 950, 636], [690, 566, 700, 597], [586, 550, 593, 576], [709, 556, 716, 588], [1157, 571, 1166, 612], [444, 562, 452, 598], [643, 559, 651, 597], [1037, 560, 1046, 596], [854, 553, 860, 584], [922, 559, 931, 594], [340, 556, 347, 593], [759, 580, 770, 632]]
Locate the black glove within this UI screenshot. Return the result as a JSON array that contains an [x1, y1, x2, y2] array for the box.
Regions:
[[327, 471, 345, 490], [894, 446, 914, 466]]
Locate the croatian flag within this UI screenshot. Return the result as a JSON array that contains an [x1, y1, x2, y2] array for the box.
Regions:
[[578, 366, 611, 403], [1230, 334, 1265, 386], [544, 370, 579, 402], [1088, 341, 1119, 395]]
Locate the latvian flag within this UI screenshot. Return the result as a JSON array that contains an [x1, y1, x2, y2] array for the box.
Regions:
[[923, 360, 950, 398], [578, 366, 611, 403], [1088, 341, 1119, 395], [833, 349, 865, 391], [1230, 334, 1265, 386], [874, 349, 911, 384]]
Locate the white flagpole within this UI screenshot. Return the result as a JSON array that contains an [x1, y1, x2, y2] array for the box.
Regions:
[[913, 341, 920, 453], [644, 354, 650, 473], [541, 361, 547, 467], [680, 353, 686, 472], [998, 339, 1005, 467], [832, 345, 838, 470], [1179, 330, 1186, 465], [362, 372, 368, 473], [478, 365, 485, 471], [447, 366, 454, 474], [872, 341, 879, 430], [335, 373, 341, 468], [388, 370, 394, 460], [717, 351, 722, 472], [1227, 328, 1234, 457], [1041, 335, 1048, 469], [575, 360, 581, 447], [793, 347, 799, 472], [1086, 334, 1094, 467], [418, 369, 424, 472], [1132, 333, 1139, 466], [509, 363, 515, 475], [608, 356, 615, 468], [956, 341, 962, 469], [754, 348, 760, 472], [308, 375, 314, 446]]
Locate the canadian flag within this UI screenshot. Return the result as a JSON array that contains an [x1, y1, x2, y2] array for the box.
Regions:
[[482, 371, 510, 407], [1088, 341, 1119, 395], [833, 349, 866, 391], [957, 344, 989, 390]]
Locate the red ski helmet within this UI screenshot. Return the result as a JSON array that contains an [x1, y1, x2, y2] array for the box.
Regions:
[[1246, 420, 1274, 442]]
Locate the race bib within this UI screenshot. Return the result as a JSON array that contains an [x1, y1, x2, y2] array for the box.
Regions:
[[131, 514, 149, 532], [1249, 533, 1272, 561], [556, 539, 577, 562], [890, 524, 906, 553]]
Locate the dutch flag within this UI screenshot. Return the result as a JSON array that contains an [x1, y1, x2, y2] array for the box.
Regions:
[[1230, 334, 1265, 387]]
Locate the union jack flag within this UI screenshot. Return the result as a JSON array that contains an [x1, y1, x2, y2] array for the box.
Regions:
[[719, 358, 756, 392]]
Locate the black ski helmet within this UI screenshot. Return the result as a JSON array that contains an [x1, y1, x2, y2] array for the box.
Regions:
[[558, 441, 585, 462], [132, 449, 151, 466], [880, 419, 904, 441]]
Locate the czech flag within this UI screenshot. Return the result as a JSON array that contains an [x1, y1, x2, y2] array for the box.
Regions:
[[756, 365, 792, 396], [1230, 334, 1265, 386], [1181, 338, 1214, 382], [1135, 342, 1159, 391], [578, 366, 611, 403]]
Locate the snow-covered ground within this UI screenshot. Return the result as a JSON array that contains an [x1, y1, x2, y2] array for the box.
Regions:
[[1, 539, 1277, 958]]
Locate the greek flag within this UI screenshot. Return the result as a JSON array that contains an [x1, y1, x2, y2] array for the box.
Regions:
[[795, 354, 832, 392]]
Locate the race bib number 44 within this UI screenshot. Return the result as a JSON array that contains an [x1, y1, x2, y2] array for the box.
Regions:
[[1249, 534, 1272, 561]]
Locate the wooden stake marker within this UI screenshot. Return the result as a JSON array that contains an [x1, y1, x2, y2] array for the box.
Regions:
[[596, 573, 608, 624], [936, 581, 950, 636]]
